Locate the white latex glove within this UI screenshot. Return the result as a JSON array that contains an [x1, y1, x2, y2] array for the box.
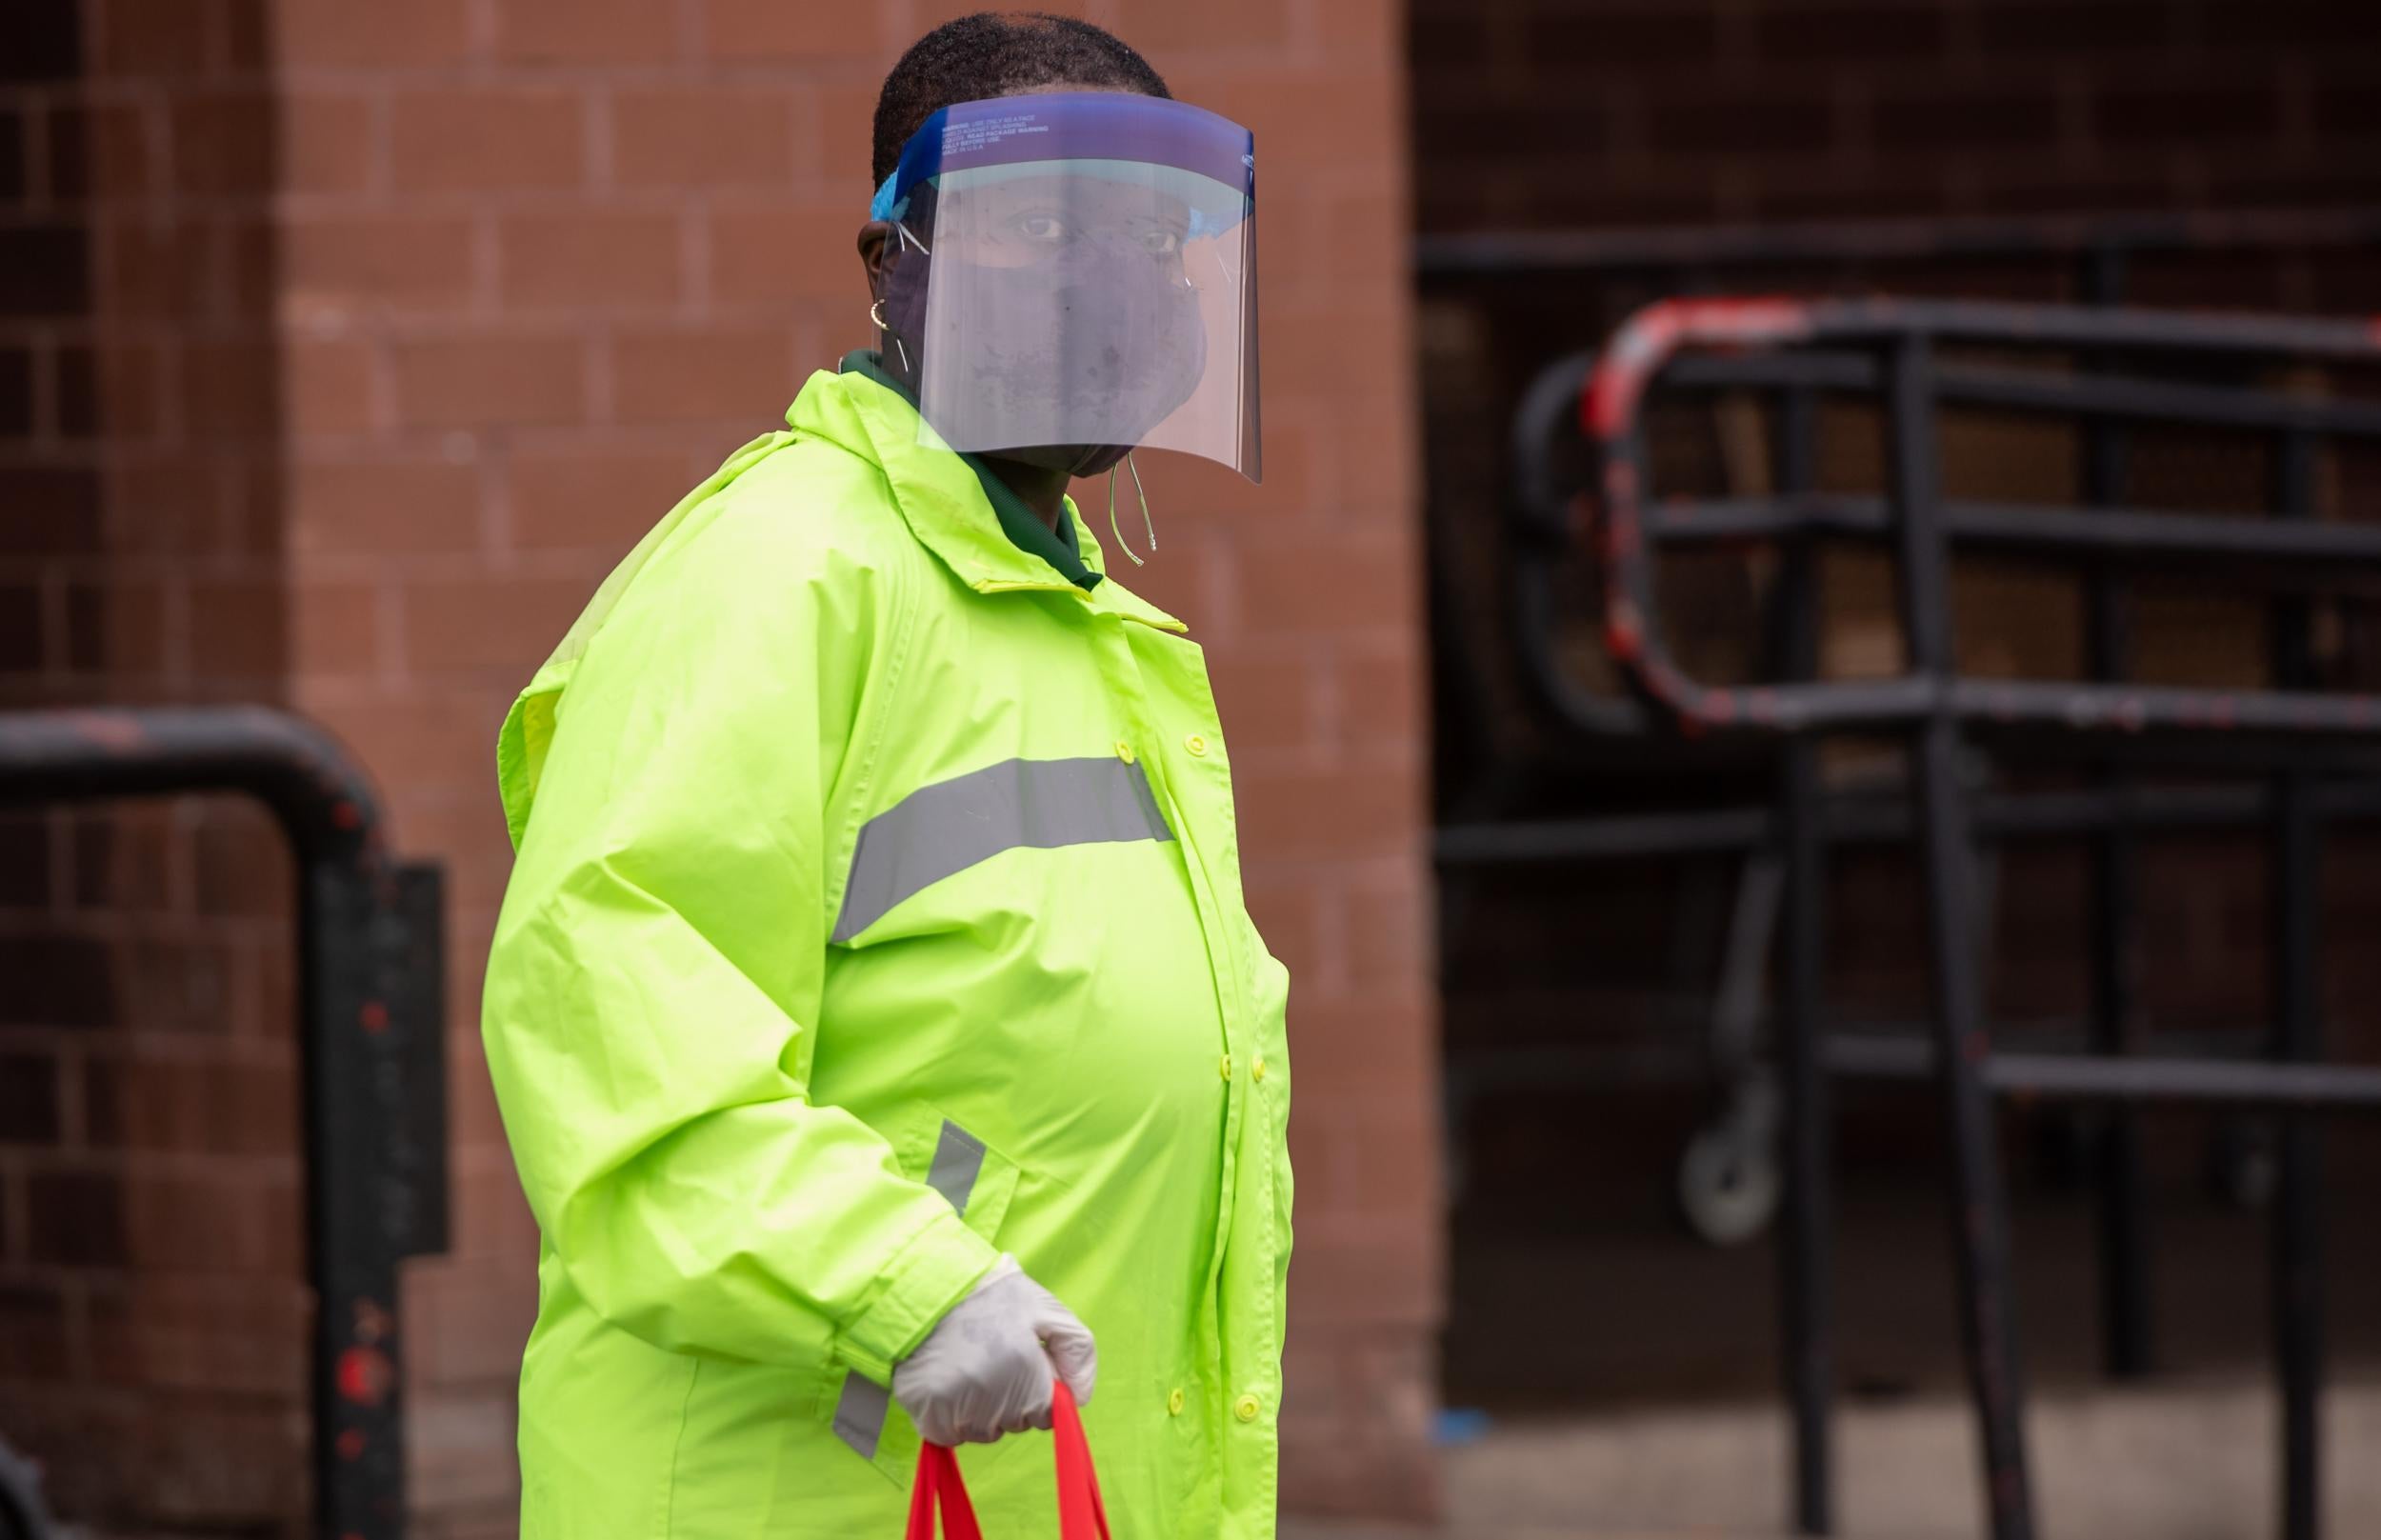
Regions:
[[892, 1254, 1098, 1447]]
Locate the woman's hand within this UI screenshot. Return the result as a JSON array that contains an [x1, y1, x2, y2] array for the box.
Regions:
[[892, 1255, 1099, 1446]]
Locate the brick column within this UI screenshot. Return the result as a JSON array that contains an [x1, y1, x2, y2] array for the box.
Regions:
[[1116, 0, 1444, 1516]]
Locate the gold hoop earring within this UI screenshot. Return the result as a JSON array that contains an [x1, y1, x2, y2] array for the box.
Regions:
[[871, 299, 910, 372]]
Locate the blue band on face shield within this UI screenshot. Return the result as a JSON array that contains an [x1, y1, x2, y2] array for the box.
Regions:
[[873, 92, 1252, 233]]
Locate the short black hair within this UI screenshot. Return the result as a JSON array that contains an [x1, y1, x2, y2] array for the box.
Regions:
[[871, 12, 1170, 188]]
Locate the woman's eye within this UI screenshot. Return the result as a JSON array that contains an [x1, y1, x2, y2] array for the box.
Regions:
[[1014, 214, 1067, 243], [1140, 230, 1183, 256]]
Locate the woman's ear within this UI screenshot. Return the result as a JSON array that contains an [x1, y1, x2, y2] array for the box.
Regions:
[[858, 222, 894, 293]]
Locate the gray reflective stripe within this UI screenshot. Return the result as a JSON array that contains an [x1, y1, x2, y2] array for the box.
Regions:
[[832, 1121, 991, 1462], [831, 755, 1173, 941], [833, 1372, 892, 1461], [926, 1121, 987, 1216]]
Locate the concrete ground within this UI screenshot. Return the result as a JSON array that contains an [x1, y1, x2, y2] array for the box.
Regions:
[[1361, 1112, 2381, 1540], [72, 1378, 2381, 1540], [1285, 1376, 2381, 1540]]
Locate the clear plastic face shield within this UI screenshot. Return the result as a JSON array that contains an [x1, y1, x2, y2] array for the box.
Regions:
[[871, 92, 1260, 482]]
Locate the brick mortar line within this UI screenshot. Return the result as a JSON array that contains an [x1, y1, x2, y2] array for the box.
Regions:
[[43, 813, 73, 922], [0, 550, 326, 580], [0, 1262, 310, 1299], [275, 60, 891, 87], [0, 1029, 298, 1066], [0, 1376, 302, 1410], [53, 1045, 86, 1146], [0, 908, 293, 941], [0, 1165, 24, 1259], [280, 404, 814, 448], [288, 547, 622, 584], [3, 1145, 301, 1179], [1, 178, 885, 220]]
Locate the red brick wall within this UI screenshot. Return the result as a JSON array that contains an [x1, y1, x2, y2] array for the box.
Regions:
[[0, 0, 313, 1529], [1411, 0, 2381, 231], [244, 1, 1424, 1534]]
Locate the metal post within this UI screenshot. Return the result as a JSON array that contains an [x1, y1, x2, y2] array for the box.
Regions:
[[2270, 430, 2325, 1540], [0, 709, 447, 1540], [2079, 242, 2154, 1380], [302, 865, 410, 1540], [1769, 385, 1835, 1535], [1885, 333, 2036, 1540], [303, 861, 446, 1540]]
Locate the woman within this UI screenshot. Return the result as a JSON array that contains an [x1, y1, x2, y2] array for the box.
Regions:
[[481, 13, 1290, 1538]]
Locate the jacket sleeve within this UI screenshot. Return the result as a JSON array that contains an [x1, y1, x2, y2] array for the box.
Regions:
[[481, 485, 996, 1385]]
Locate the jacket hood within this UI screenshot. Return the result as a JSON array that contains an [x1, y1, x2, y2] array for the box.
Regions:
[[496, 364, 1182, 850], [494, 427, 794, 848]]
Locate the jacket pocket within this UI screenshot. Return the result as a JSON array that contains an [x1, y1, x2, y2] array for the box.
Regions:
[[828, 1107, 1023, 1488]]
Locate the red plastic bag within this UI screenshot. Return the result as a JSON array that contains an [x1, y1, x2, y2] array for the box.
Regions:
[[906, 1382, 1111, 1540]]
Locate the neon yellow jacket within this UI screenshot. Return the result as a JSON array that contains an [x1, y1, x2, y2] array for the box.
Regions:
[[482, 356, 1291, 1539]]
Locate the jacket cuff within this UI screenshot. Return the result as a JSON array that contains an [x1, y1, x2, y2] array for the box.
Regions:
[[832, 1211, 1000, 1384]]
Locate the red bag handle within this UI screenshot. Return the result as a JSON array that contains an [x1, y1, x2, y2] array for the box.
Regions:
[[906, 1382, 1110, 1540]]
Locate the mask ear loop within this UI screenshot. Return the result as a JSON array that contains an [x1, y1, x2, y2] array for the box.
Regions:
[[1108, 453, 1157, 567], [1107, 466, 1145, 568], [1130, 453, 1156, 557], [869, 296, 910, 374]]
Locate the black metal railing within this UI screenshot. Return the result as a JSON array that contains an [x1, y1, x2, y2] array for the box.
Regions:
[[0, 707, 448, 1540], [1424, 207, 2381, 765], [1566, 297, 2381, 1540], [0, 1433, 50, 1540]]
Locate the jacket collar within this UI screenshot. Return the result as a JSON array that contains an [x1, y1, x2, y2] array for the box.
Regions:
[[785, 353, 1186, 632]]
